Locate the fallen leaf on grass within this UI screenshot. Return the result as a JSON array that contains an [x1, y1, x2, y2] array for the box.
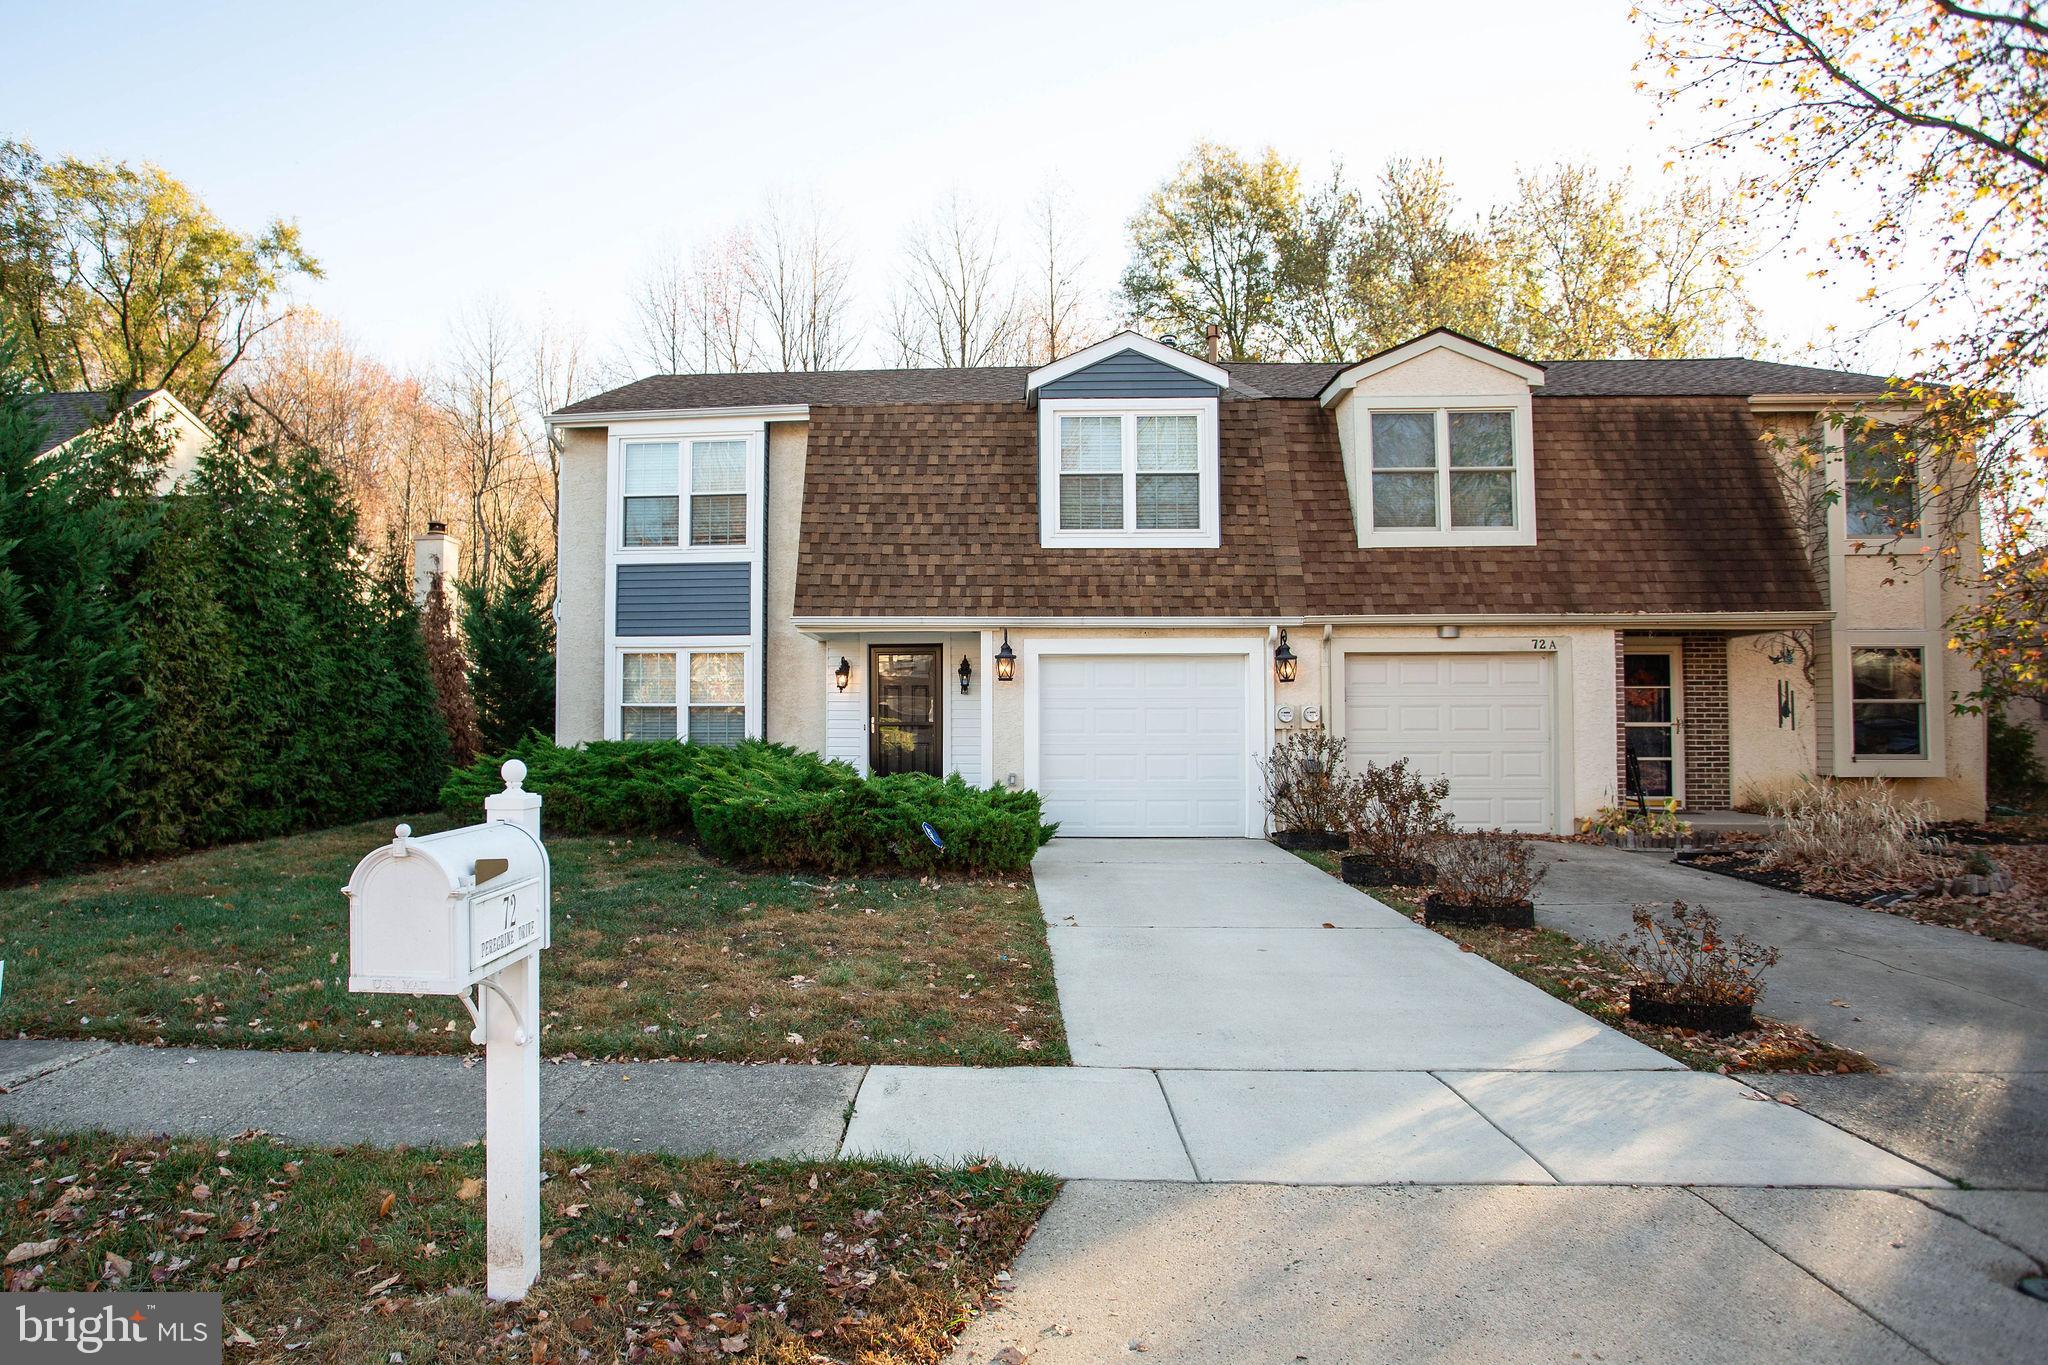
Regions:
[[5, 1239, 57, 1265], [456, 1178, 483, 1202], [365, 1273, 401, 1296], [103, 1252, 132, 1281], [376, 1191, 396, 1218], [720, 1334, 749, 1354]]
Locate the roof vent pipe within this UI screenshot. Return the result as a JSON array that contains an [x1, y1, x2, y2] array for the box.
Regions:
[[1205, 324, 1221, 364]]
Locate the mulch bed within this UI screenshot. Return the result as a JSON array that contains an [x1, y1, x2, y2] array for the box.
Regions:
[[1677, 839, 2048, 953]]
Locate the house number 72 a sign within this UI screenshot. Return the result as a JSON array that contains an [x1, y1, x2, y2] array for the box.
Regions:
[[1529, 637, 1559, 652]]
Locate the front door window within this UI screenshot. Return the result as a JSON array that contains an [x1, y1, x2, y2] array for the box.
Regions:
[[1623, 652, 1679, 802], [870, 647, 942, 776]]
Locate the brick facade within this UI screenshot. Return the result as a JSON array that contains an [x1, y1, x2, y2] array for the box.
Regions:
[[1679, 633, 1732, 809]]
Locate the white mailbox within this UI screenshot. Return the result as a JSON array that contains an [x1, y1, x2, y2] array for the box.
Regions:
[[345, 818, 551, 996]]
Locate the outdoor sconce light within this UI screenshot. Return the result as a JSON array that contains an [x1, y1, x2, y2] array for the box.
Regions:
[[834, 656, 851, 692], [959, 656, 973, 694], [995, 630, 1017, 683], [1274, 629, 1298, 684]]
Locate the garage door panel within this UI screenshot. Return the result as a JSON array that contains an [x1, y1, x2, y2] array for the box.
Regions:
[[1040, 653, 1248, 837], [1344, 652, 1555, 834]]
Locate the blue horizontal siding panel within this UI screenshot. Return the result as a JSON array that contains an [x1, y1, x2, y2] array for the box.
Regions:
[[1036, 349, 1219, 398], [615, 561, 752, 636]]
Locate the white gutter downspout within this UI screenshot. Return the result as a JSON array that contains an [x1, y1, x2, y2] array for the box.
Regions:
[[1320, 624, 1334, 733]]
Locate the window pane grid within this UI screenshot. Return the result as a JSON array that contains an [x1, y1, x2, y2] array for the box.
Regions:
[[1850, 645, 1926, 757], [690, 493, 745, 545], [1059, 416, 1123, 472], [1846, 427, 1918, 537], [1060, 474, 1124, 530], [621, 651, 746, 745], [691, 440, 746, 492], [1135, 415, 1198, 471], [622, 442, 680, 495]]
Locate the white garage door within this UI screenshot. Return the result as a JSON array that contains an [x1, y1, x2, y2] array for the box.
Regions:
[[1039, 654, 1248, 837], [1344, 653, 1555, 833]]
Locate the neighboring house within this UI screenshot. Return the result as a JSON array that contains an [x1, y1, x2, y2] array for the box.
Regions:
[[25, 387, 216, 492], [547, 328, 1986, 836]]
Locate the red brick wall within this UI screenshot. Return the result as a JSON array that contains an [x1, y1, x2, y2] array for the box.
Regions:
[[1679, 633, 1731, 809]]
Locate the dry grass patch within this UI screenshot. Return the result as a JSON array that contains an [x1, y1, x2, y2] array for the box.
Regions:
[[0, 816, 1066, 1065], [1296, 851, 1874, 1075], [0, 1127, 1057, 1363]]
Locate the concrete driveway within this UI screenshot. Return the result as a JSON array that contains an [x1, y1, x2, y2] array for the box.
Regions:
[[1036, 838, 1671, 1071], [1535, 841, 2048, 1189]]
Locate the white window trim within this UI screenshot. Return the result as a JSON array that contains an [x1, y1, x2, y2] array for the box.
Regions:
[[610, 426, 763, 558], [1352, 393, 1537, 548], [1038, 397, 1221, 548], [1017, 634, 1268, 838], [606, 641, 760, 744], [1827, 414, 1929, 556], [1831, 631, 1944, 777]]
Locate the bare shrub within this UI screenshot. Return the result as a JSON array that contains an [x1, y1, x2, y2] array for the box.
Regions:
[[1259, 729, 1350, 834], [1430, 832, 1545, 908], [1612, 900, 1780, 1007], [1762, 777, 1935, 882], [1340, 759, 1454, 864]]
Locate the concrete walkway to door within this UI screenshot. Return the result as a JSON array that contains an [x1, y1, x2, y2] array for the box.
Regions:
[[839, 839, 1943, 1189]]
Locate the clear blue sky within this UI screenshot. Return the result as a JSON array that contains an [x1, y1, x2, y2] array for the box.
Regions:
[[5, 0, 1882, 374]]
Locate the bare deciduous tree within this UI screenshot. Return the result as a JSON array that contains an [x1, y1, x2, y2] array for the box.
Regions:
[[1022, 182, 1098, 363], [745, 195, 858, 371], [527, 307, 596, 551], [440, 300, 548, 589], [887, 191, 1024, 368], [629, 238, 689, 375]]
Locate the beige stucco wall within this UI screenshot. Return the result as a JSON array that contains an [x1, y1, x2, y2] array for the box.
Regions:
[[762, 420, 826, 754], [554, 427, 607, 745], [1347, 350, 1528, 396], [1728, 633, 1817, 810]]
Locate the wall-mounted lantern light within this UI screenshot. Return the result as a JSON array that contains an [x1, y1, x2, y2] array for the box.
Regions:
[[834, 656, 851, 692], [994, 630, 1017, 683], [958, 656, 973, 694], [1274, 629, 1298, 684]]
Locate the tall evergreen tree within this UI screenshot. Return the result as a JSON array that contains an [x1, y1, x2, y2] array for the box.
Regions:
[[0, 355, 158, 874], [353, 539, 448, 814], [461, 530, 555, 754]]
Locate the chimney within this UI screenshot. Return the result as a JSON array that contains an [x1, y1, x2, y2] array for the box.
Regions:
[[413, 521, 459, 605], [1205, 324, 1221, 363]]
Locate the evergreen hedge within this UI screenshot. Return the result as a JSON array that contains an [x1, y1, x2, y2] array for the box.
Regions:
[[0, 357, 448, 877], [443, 740, 1056, 876]]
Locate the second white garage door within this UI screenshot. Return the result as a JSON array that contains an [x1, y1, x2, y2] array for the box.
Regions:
[[1344, 653, 1556, 833], [1038, 654, 1249, 837]]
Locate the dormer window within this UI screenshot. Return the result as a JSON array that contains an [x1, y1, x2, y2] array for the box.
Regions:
[[1369, 407, 1520, 531], [1029, 332, 1228, 549], [1319, 329, 1545, 549]]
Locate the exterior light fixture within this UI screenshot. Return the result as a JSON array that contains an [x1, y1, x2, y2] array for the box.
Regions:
[[958, 655, 973, 694], [1274, 629, 1298, 684], [834, 656, 851, 692], [994, 630, 1017, 683], [1437, 624, 1461, 640]]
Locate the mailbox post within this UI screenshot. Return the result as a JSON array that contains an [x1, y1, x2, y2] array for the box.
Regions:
[[344, 759, 549, 1301]]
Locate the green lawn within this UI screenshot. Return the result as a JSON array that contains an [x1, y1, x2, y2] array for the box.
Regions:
[[0, 1128, 1057, 1364], [0, 816, 1067, 1065]]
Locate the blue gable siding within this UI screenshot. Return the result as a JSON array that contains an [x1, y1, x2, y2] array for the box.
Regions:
[[616, 561, 751, 636], [1036, 348, 1220, 398]]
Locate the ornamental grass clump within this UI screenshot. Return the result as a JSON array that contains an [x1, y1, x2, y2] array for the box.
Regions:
[[1762, 777, 1935, 884], [1614, 900, 1780, 1012]]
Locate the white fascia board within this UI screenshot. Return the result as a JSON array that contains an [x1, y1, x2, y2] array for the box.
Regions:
[[142, 388, 219, 444], [1025, 330, 1229, 394], [548, 404, 809, 428], [1317, 331, 1547, 407]]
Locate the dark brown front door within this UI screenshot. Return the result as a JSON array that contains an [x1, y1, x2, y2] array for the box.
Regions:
[[870, 646, 943, 776]]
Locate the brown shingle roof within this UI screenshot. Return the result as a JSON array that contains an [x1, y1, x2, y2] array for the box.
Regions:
[[791, 396, 1823, 620], [562, 356, 1891, 415]]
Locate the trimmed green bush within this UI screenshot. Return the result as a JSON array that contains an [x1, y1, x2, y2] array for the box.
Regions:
[[442, 740, 1055, 875]]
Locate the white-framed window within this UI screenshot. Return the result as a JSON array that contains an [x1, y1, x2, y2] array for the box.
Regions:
[[619, 436, 751, 550], [1361, 404, 1532, 544], [619, 647, 748, 745], [1844, 422, 1919, 540], [1039, 398, 1219, 548], [1849, 644, 1925, 759]]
